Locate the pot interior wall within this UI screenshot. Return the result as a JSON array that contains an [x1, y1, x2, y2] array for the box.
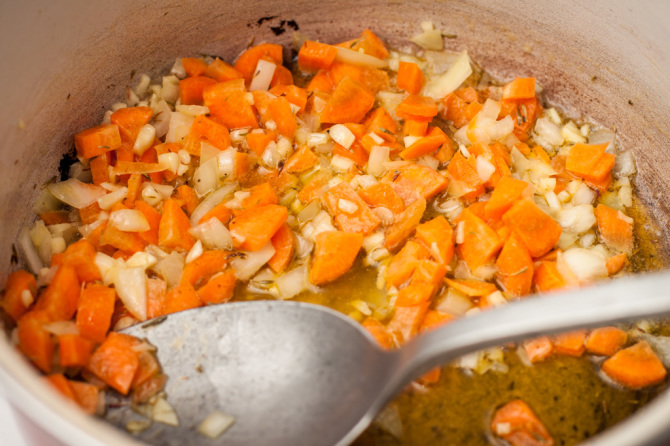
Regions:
[[0, 0, 669, 444]]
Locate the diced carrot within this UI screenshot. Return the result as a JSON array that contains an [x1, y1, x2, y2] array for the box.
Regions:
[[74, 124, 122, 159], [403, 119, 428, 137], [363, 107, 396, 142], [362, 318, 394, 349], [421, 310, 454, 333], [203, 79, 259, 129], [114, 140, 135, 183], [585, 327, 628, 356], [234, 43, 283, 84], [396, 95, 438, 121], [358, 183, 405, 214], [415, 216, 454, 266], [329, 61, 390, 96], [158, 198, 196, 252], [322, 182, 381, 235], [397, 61, 425, 95], [269, 64, 294, 87], [268, 85, 309, 112], [246, 130, 276, 156], [495, 234, 534, 297], [35, 264, 80, 322], [122, 173, 143, 208], [456, 208, 504, 272], [485, 176, 533, 221], [447, 151, 485, 203], [162, 282, 202, 316], [491, 399, 553, 446], [176, 185, 199, 216], [1, 270, 36, 322], [179, 76, 217, 105], [338, 29, 389, 59], [45, 374, 78, 403], [39, 210, 69, 226], [385, 240, 431, 289], [268, 223, 294, 273], [273, 169, 299, 196], [565, 143, 614, 183], [110, 106, 154, 143], [198, 201, 233, 225], [523, 337, 553, 363], [606, 253, 627, 276], [409, 260, 447, 292], [76, 283, 116, 343], [69, 381, 100, 414], [183, 115, 231, 156], [79, 202, 102, 225], [444, 278, 498, 297], [602, 341, 667, 389], [333, 141, 369, 167], [502, 97, 541, 142], [307, 70, 334, 93], [146, 278, 167, 320], [237, 182, 279, 213], [89, 155, 110, 185], [297, 170, 331, 203], [442, 91, 481, 128], [382, 163, 448, 206], [59, 334, 94, 368], [268, 96, 297, 139], [553, 329, 587, 356], [298, 40, 338, 71], [139, 146, 164, 184], [134, 200, 161, 245], [181, 250, 229, 288], [502, 77, 536, 100], [595, 204, 634, 253], [384, 198, 426, 252], [88, 332, 140, 395], [181, 57, 208, 77], [396, 283, 434, 306], [100, 223, 145, 254], [61, 239, 101, 284], [17, 310, 55, 373], [533, 261, 566, 292], [320, 76, 376, 124], [205, 58, 244, 82], [132, 373, 167, 404], [132, 350, 161, 389], [229, 204, 288, 251], [309, 231, 363, 285], [387, 301, 430, 343], [197, 268, 237, 305], [502, 199, 562, 258], [399, 134, 446, 160], [283, 145, 319, 173]]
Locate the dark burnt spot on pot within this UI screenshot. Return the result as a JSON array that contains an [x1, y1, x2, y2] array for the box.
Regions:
[[58, 147, 78, 181], [257, 16, 278, 26], [10, 244, 18, 265]]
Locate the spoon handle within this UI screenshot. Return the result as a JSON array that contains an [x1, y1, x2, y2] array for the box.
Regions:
[[393, 272, 670, 387]]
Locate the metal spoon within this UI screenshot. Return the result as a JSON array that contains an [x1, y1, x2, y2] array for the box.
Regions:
[[105, 273, 670, 445]]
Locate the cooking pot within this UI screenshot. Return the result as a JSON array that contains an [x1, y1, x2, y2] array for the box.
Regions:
[[1, 0, 669, 444]]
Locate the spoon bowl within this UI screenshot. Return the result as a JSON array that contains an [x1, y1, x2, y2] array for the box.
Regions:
[[107, 273, 670, 445]]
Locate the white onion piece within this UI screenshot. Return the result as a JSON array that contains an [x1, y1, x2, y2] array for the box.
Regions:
[[562, 247, 607, 283], [162, 75, 181, 102], [588, 128, 615, 151], [533, 117, 564, 147], [410, 28, 443, 51], [98, 187, 128, 210], [230, 243, 276, 281], [475, 156, 496, 183], [189, 218, 233, 250], [18, 227, 43, 275], [33, 188, 61, 215], [190, 183, 238, 226], [330, 155, 355, 172], [95, 252, 121, 286], [114, 267, 147, 321], [557, 205, 596, 234], [157, 252, 185, 288], [294, 234, 313, 258], [200, 142, 220, 165], [158, 152, 179, 174], [484, 115, 514, 141], [436, 288, 473, 316], [328, 124, 355, 149], [43, 321, 79, 336], [423, 50, 472, 100], [613, 150, 636, 177], [562, 121, 587, 144], [152, 99, 172, 138], [249, 59, 276, 92], [109, 209, 150, 232], [307, 132, 329, 148], [133, 124, 156, 155], [185, 240, 204, 263], [367, 146, 390, 177], [165, 111, 194, 143], [376, 91, 405, 120], [571, 182, 597, 205], [276, 265, 309, 299], [262, 141, 280, 168], [152, 397, 179, 426], [338, 198, 358, 214], [175, 104, 210, 116], [197, 411, 235, 439], [192, 157, 219, 197], [217, 147, 237, 179], [126, 252, 158, 270], [48, 179, 106, 209], [374, 404, 403, 439], [297, 199, 321, 223], [335, 47, 388, 68], [480, 99, 501, 120], [29, 221, 52, 265]]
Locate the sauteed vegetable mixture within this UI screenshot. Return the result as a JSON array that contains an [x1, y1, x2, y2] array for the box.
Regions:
[[1, 24, 667, 444]]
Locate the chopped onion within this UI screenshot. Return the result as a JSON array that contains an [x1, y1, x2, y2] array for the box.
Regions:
[[588, 128, 615, 150], [376, 91, 405, 120], [562, 247, 607, 282], [562, 121, 586, 144], [367, 146, 390, 177], [297, 199, 321, 223], [152, 99, 172, 139], [423, 51, 472, 100], [29, 221, 52, 265], [94, 252, 121, 285], [133, 124, 156, 155], [436, 288, 472, 316], [152, 397, 179, 426], [114, 267, 147, 321], [157, 252, 185, 288], [619, 185, 633, 207], [557, 204, 596, 234], [475, 156, 496, 183], [480, 99, 501, 120], [533, 117, 564, 148], [197, 411, 235, 439], [217, 147, 237, 179], [189, 218, 233, 250], [175, 104, 209, 116], [158, 152, 179, 174], [48, 179, 107, 209], [262, 141, 280, 168], [410, 27, 443, 51], [276, 265, 309, 299], [193, 157, 219, 196], [613, 150, 636, 177], [338, 198, 358, 214], [98, 187, 128, 210], [307, 132, 329, 148], [200, 142, 220, 165], [328, 124, 355, 149], [335, 47, 387, 68], [373, 404, 403, 439], [109, 209, 150, 232], [249, 59, 276, 91], [33, 188, 61, 215], [165, 111, 194, 143], [125, 252, 158, 270], [190, 183, 237, 226], [330, 155, 355, 172], [185, 240, 204, 263], [417, 155, 439, 170], [294, 234, 313, 258], [572, 182, 597, 205], [230, 243, 276, 281], [43, 321, 79, 336]]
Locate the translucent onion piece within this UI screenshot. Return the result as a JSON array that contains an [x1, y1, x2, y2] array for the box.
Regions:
[[230, 243, 276, 281], [335, 47, 388, 68], [276, 266, 309, 299], [190, 183, 238, 226], [109, 209, 150, 232], [48, 178, 107, 209], [114, 267, 147, 321]]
